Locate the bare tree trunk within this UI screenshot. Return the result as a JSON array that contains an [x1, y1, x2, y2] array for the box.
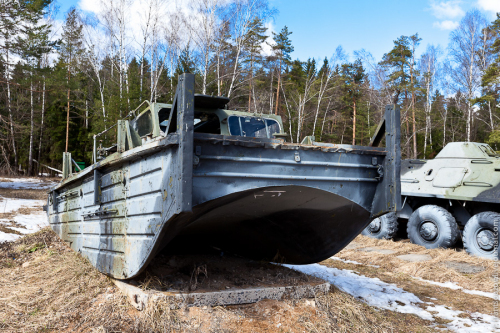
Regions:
[[85, 99, 88, 129], [227, 41, 242, 98], [28, 78, 34, 176], [466, 100, 471, 142], [269, 67, 274, 114], [248, 55, 253, 112], [217, 50, 221, 96], [443, 106, 447, 147], [352, 100, 356, 146], [488, 100, 493, 130], [66, 87, 70, 153], [280, 78, 293, 143], [274, 59, 281, 115], [37, 79, 46, 172], [312, 69, 333, 136], [6, 49, 17, 168], [140, 51, 145, 101], [319, 99, 332, 142]]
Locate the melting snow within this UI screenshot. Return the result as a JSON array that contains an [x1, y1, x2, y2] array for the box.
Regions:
[[285, 263, 500, 332], [0, 196, 48, 243], [329, 256, 380, 268], [413, 276, 498, 300], [0, 197, 46, 214], [0, 177, 56, 190]]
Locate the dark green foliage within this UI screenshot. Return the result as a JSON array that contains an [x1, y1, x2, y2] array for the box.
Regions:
[[1, 4, 500, 174]]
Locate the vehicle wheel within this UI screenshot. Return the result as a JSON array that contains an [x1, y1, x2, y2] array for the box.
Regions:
[[407, 205, 459, 249], [361, 212, 398, 239], [463, 212, 500, 259]]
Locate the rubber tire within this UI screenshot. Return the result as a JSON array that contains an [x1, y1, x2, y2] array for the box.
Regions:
[[407, 205, 459, 249], [361, 212, 398, 239], [463, 212, 500, 260]]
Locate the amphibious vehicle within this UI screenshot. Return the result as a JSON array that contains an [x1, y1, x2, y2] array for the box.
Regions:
[[47, 73, 401, 279]]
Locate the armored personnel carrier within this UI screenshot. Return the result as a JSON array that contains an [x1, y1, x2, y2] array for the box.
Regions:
[[47, 73, 401, 279], [363, 142, 500, 259]]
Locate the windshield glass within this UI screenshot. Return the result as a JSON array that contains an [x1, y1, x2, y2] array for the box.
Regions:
[[228, 116, 280, 138], [480, 144, 499, 157], [134, 110, 153, 137]]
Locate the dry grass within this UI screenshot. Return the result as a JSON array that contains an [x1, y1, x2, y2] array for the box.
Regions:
[[0, 228, 441, 332], [0, 188, 48, 200], [0, 228, 137, 332], [135, 288, 438, 333], [336, 235, 496, 292]]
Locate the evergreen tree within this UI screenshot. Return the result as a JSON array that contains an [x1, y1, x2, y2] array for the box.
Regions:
[[341, 59, 366, 145], [244, 17, 267, 112], [60, 7, 85, 155], [14, 0, 56, 175], [272, 26, 293, 115]]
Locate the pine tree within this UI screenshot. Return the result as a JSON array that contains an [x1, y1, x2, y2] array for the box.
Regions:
[[244, 17, 267, 112], [341, 59, 366, 145], [272, 26, 293, 115], [60, 8, 84, 155], [15, 0, 56, 175]]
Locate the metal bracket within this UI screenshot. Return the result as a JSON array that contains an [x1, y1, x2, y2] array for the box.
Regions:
[[94, 169, 101, 205], [83, 209, 118, 219], [294, 151, 301, 162]]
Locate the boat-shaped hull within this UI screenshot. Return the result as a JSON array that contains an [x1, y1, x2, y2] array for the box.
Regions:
[[47, 74, 400, 279]]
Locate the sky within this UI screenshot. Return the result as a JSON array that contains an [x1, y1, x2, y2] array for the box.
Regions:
[[53, 0, 500, 62]]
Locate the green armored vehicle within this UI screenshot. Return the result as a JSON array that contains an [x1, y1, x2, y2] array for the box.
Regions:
[[363, 142, 500, 259]]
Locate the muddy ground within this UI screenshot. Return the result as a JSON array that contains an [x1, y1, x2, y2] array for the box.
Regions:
[[0, 180, 497, 332]]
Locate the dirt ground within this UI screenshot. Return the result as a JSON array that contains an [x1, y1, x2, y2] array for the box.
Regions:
[[0, 228, 443, 333], [0, 179, 495, 332], [335, 235, 496, 293], [136, 253, 324, 293]]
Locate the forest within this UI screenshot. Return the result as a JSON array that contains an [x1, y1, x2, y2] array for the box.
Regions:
[[0, 0, 500, 175]]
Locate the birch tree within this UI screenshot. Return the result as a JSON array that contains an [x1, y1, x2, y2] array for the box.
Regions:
[[448, 9, 487, 142], [81, 16, 108, 120], [312, 46, 346, 136], [186, 0, 225, 95], [0, 0, 22, 168], [101, 0, 132, 116], [420, 45, 439, 157], [226, 0, 272, 98], [15, 0, 55, 175]]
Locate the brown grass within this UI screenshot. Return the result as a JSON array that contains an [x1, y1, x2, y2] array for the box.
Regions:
[[0, 188, 49, 200], [0, 228, 136, 332], [336, 235, 496, 293], [135, 288, 438, 333], [0, 229, 441, 332]]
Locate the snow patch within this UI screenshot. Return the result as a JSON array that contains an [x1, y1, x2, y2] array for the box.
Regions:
[[329, 256, 380, 268], [0, 197, 45, 214], [285, 263, 500, 332], [0, 177, 56, 190], [413, 276, 499, 300], [0, 196, 48, 243]]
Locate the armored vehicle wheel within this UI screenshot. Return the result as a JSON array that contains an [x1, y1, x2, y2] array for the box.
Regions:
[[407, 205, 459, 249], [463, 212, 500, 259], [361, 212, 398, 239]]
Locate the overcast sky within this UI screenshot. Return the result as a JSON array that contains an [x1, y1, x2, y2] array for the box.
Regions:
[[54, 0, 500, 63]]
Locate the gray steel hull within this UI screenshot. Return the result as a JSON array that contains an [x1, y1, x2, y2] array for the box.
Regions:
[[47, 74, 400, 279], [47, 134, 388, 278]]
